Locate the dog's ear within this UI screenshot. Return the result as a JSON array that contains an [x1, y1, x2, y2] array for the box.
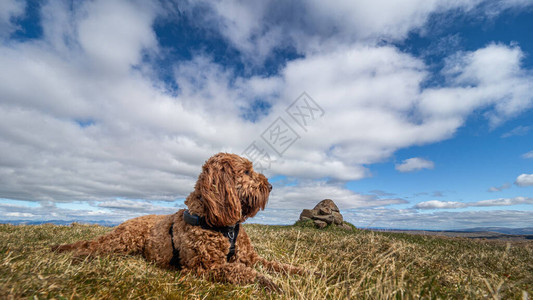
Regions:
[[198, 157, 242, 227]]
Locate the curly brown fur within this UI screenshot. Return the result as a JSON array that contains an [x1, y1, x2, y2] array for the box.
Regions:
[[52, 153, 306, 290]]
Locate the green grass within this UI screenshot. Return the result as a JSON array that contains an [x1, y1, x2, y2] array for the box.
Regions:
[[1, 222, 532, 299]]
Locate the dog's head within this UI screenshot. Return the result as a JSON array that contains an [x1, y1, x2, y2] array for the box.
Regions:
[[188, 153, 271, 227]]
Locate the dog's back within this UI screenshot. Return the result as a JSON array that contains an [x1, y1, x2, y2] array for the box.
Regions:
[[52, 214, 167, 257]]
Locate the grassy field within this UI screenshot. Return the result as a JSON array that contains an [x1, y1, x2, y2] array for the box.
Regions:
[[0, 221, 532, 299]]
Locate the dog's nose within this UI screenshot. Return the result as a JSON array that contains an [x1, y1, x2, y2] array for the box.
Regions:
[[268, 183, 272, 191]]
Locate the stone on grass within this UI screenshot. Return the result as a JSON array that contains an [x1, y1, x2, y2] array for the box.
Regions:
[[299, 199, 353, 230]]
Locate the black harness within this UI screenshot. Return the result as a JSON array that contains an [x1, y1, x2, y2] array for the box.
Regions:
[[168, 210, 240, 269]]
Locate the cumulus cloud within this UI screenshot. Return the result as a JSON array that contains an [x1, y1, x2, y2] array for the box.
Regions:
[[178, 0, 497, 62], [395, 158, 435, 173], [0, 0, 243, 203], [421, 44, 533, 127], [1, 0, 533, 224], [0, 0, 25, 38], [177, 0, 533, 64], [268, 180, 407, 209], [77, 0, 159, 74], [515, 174, 533, 187], [276, 45, 463, 170], [414, 197, 533, 209]]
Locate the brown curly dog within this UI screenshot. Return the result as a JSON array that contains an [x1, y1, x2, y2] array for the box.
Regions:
[[52, 153, 305, 290]]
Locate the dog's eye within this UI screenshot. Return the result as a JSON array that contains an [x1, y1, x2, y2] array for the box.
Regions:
[[244, 170, 251, 176]]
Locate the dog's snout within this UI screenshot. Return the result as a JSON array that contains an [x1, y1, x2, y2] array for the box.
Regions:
[[268, 183, 272, 191]]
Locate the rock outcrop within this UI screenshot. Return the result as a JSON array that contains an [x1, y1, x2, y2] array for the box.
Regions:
[[299, 199, 352, 230]]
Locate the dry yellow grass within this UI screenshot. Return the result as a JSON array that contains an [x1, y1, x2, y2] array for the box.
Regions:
[[1, 221, 532, 299]]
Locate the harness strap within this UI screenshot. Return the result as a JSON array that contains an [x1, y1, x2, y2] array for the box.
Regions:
[[168, 225, 181, 269], [167, 211, 241, 268], [226, 223, 240, 261], [183, 210, 240, 261]]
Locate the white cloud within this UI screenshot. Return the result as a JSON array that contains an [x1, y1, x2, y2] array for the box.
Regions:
[[0, 0, 209, 203], [343, 208, 533, 230], [501, 125, 532, 138], [450, 44, 524, 85], [300, 0, 482, 44], [268, 180, 407, 210], [483, 0, 533, 16], [269, 158, 368, 181], [0, 0, 532, 224], [522, 150, 533, 159], [277, 45, 463, 171], [178, 0, 533, 63], [414, 200, 466, 209], [97, 199, 181, 214], [0, 199, 183, 223], [474, 197, 533, 206], [414, 197, 533, 209], [395, 158, 435, 173], [488, 183, 511, 192], [515, 174, 533, 187], [5, 212, 35, 218], [421, 44, 533, 127], [0, 0, 25, 38]]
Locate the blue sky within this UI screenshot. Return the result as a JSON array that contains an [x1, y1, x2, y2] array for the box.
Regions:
[[0, 0, 532, 230]]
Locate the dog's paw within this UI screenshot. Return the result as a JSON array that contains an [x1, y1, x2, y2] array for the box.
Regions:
[[257, 275, 282, 293]]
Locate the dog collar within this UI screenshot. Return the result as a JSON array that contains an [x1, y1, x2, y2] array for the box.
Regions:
[[183, 210, 240, 261]]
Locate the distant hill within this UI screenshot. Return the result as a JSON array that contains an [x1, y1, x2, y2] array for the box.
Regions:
[[0, 220, 119, 227], [369, 227, 533, 241], [458, 227, 533, 235]]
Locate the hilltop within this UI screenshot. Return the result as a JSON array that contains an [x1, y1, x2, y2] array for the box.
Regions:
[[1, 222, 531, 299]]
